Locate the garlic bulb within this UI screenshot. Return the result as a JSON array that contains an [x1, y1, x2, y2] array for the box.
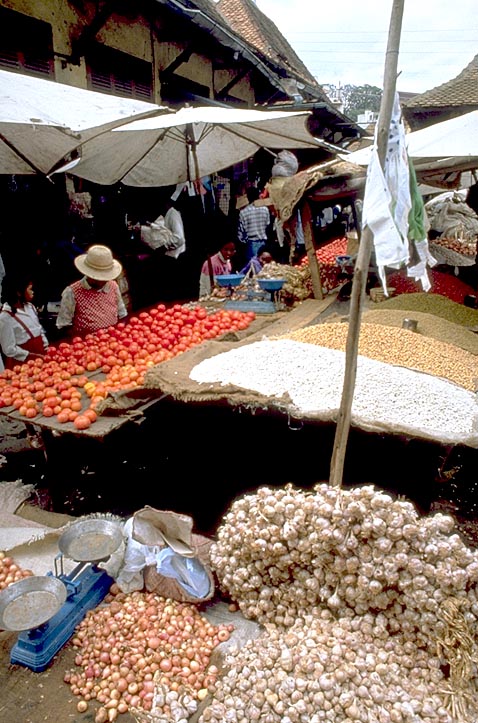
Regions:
[[206, 483, 478, 722]]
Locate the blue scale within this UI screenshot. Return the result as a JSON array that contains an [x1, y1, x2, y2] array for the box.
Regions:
[[0, 518, 123, 672], [217, 275, 285, 314]]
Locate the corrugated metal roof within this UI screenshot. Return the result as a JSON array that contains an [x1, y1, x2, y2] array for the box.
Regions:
[[404, 54, 478, 109]]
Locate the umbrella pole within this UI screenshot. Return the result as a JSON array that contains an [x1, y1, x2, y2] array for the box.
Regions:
[[186, 124, 205, 213], [329, 0, 405, 488]]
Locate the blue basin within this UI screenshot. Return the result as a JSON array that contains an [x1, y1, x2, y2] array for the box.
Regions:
[[215, 274, 245, 287], [257, 278, 285, 292]]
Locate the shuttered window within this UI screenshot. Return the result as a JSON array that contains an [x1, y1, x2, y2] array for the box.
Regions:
[[0, 7, 53, 77], [87, 45, 153, 101]]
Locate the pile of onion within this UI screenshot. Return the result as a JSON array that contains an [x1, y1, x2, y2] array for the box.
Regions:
[[0, 551, 34, 590], [64, 585, 233, 722]]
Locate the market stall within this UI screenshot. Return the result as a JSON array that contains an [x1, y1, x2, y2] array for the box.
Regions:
[[0, 298, 332, 440], [140, 314, 478, 450], [425, 190, 478, 273]]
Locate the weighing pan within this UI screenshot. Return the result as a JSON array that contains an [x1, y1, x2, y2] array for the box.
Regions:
[[0, 576, 67, 631], [257, 278, 285, 292], [215, 274, 245, 287], [58, 518, 124, 562]]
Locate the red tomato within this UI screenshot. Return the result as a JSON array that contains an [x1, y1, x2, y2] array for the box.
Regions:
[[74, 415, 91, 430]]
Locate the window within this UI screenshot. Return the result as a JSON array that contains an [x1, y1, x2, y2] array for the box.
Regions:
[[0, 7, 53, 77], [87, 45, 153, 101]]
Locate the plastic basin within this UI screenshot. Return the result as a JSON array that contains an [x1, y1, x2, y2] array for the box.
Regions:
[[215, 274, 245, 287], [257, 278, 285, 292]]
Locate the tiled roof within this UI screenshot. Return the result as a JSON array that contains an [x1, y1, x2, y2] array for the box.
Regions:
[[179, 0, 232, 27], [404, 54, 478, 109], [215, 0, 324, 94]]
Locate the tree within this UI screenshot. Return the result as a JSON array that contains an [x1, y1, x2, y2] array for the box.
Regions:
[[344, 84, 382, 120], [324, 84, 383, 122]]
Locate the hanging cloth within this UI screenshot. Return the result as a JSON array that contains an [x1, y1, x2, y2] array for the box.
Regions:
[[362, 93, 411, 293]]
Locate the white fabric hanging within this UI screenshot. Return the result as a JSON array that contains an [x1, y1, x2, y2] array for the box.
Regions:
[[362, 93, 411, 293]]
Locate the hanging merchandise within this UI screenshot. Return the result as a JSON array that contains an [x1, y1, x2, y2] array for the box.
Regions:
[[271, 150, 299, 177], [362, 92, 435, 294], [215, 174, 232, 215]]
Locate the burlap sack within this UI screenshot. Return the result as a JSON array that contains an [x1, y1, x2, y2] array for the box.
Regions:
[[143, 533, 215, 603]]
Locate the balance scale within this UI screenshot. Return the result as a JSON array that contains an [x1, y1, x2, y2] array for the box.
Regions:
[[216, 274, 286, 314], [0, 518, 124, 672]]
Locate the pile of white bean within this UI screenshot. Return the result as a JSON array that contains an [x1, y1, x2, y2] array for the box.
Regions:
[[189, 339, 478, 447]]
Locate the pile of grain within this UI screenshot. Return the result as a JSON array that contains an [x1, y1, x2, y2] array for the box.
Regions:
[[362, 309, 478, 355], [282, 322, 478, 391], [376, 292, 478, 327], [190, 339, 478, 446]]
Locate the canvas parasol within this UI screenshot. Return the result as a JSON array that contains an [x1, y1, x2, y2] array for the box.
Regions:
[[343, 110, 478, 166], [58, 105, 329, 187], [0, 68, 168, 175]]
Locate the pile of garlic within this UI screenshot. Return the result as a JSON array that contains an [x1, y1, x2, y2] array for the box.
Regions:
[[257, 262, 310, 302], [203, 484, 478, 723], [200, 614, 452, 723]]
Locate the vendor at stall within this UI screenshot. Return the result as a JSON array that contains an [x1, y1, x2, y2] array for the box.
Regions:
[[199, 241, 236, 298], [56, 244, 127, 337], [0, 275, 49, 369], [240, 244, 273, 276], [237, 186, 271, 262]]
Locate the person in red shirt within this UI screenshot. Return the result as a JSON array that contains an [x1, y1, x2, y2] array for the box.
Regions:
[[56, 245, 127, 337], [199, 241, 236, 298]]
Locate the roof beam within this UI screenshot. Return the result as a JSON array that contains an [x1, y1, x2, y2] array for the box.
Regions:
[[71, 1, 117, 62], [215, 67, 249, 100]]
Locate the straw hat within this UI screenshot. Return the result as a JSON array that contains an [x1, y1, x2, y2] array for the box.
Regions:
[[74, 245, 122, 281]]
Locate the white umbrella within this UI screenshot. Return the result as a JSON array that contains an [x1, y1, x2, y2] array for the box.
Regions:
[[343, 110, 478, 167], [62, 105, 328, 187], [405, 110, 478, 158], [0, 69, 168, 175]]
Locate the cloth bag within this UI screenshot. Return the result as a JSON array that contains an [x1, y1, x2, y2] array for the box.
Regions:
[[140, 216, 175, 251], [118, 506, 215, 603]]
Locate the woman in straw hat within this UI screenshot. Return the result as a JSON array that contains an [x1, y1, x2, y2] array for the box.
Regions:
[[56, 245, 127, 337]]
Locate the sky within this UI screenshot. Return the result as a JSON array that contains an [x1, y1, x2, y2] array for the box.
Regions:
[[255, 0, 478, 94]]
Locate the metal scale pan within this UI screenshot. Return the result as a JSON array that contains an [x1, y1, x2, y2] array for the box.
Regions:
[[0, 576, 67, 631], [58, 518, 124, 563], [4, 518, 124, 671]]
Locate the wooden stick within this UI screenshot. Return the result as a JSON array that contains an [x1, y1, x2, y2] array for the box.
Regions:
[[329, 0, 405, 487], [301, 200, 323, 300]]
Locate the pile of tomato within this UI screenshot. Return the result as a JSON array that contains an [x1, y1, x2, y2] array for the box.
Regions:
[[0, 303, 256, 430], [299, 237, 349, 293]]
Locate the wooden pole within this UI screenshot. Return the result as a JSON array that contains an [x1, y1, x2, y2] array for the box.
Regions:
[[329, 0, 405, 487], [301, 200, 324, 300]]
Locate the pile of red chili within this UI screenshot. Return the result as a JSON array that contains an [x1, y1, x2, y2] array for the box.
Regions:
[[386, 268, 476, 304]]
